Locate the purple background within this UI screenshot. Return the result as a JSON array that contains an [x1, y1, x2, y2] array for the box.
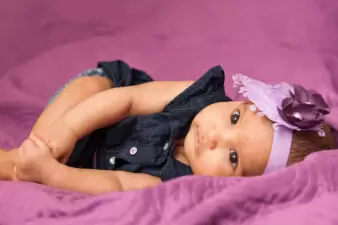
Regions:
[[1, 0, 338, 148], [0, 0, 338, 224]]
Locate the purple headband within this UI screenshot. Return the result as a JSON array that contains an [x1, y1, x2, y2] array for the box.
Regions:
[[232, 74, 331, 173]]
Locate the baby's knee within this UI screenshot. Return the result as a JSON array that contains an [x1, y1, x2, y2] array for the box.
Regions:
[[73, 68, 114, 88]]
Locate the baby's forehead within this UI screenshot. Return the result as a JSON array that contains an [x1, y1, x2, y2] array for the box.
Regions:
[[237, 110, 274, 175], [239, 106, 274, 143]]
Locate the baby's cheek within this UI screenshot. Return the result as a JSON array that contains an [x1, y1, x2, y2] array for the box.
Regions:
[[194, 155, 227, 176], [190, 156, 211, 175]]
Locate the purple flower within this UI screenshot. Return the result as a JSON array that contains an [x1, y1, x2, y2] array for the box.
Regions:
[[277, 85, 330, 129]]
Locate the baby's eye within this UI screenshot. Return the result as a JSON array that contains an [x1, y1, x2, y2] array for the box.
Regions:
[[230, 110, 240, 125], [229, 149, 238, 169]]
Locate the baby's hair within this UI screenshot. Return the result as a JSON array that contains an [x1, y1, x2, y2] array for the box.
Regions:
[[287, 124, 336, 165]]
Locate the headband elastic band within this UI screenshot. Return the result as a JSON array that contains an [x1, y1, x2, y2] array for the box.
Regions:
[[264, 125, 293, 173]]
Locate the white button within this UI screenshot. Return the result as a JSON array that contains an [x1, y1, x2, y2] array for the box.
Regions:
[[109, 156, 116, 165], [163, 142, 169, 151], [129, 147, 138, 155]]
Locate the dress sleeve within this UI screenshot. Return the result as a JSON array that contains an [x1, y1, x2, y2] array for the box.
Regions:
[[97, 60, 153, 87], [163, 65, 232, 113]]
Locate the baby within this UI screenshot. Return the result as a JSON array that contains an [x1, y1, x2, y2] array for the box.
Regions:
[[0, 60, 336, 194]]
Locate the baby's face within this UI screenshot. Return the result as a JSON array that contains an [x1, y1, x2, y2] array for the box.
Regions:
[[184, 101, 274, 177]]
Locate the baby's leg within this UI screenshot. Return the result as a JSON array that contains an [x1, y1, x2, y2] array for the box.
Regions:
[[0, 148, 16, 180], [32, 69, 113, 134], [0, 70, 113, 180], [30, 69, 113, 161]]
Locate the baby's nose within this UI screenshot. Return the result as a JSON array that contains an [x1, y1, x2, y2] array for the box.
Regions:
[[206, 131, 233, 150], [206, 133, 218, 150], [205, 131, 225, 150]]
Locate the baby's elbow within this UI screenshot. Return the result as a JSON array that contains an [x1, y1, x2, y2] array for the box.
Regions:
[[92, 175, 124, 194], [106, 176, 124, 193]]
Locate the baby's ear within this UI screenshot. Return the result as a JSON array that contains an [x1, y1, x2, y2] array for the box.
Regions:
[[29, 134, 50, 150]]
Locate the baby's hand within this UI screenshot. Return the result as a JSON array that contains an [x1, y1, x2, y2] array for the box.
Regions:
[[13, 135, 58, 183]]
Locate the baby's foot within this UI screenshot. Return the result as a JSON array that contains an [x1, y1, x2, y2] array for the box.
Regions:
[[14, 135, 59, 184]]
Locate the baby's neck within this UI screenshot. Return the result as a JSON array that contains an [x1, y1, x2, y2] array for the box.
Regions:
[[174, 139, 190, 166]]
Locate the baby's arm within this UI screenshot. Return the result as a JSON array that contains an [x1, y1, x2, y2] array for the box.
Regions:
[[46, 166, 161, 194], [40, 80, 192, 159], [57, 81, 193, 141], [15, 135, 161, 194]]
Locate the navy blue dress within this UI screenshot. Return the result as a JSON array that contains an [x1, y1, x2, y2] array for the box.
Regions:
[[66, 60, 232, 181]]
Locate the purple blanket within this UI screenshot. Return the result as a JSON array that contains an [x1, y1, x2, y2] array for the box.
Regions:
[[1, 0, 338, 224]]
